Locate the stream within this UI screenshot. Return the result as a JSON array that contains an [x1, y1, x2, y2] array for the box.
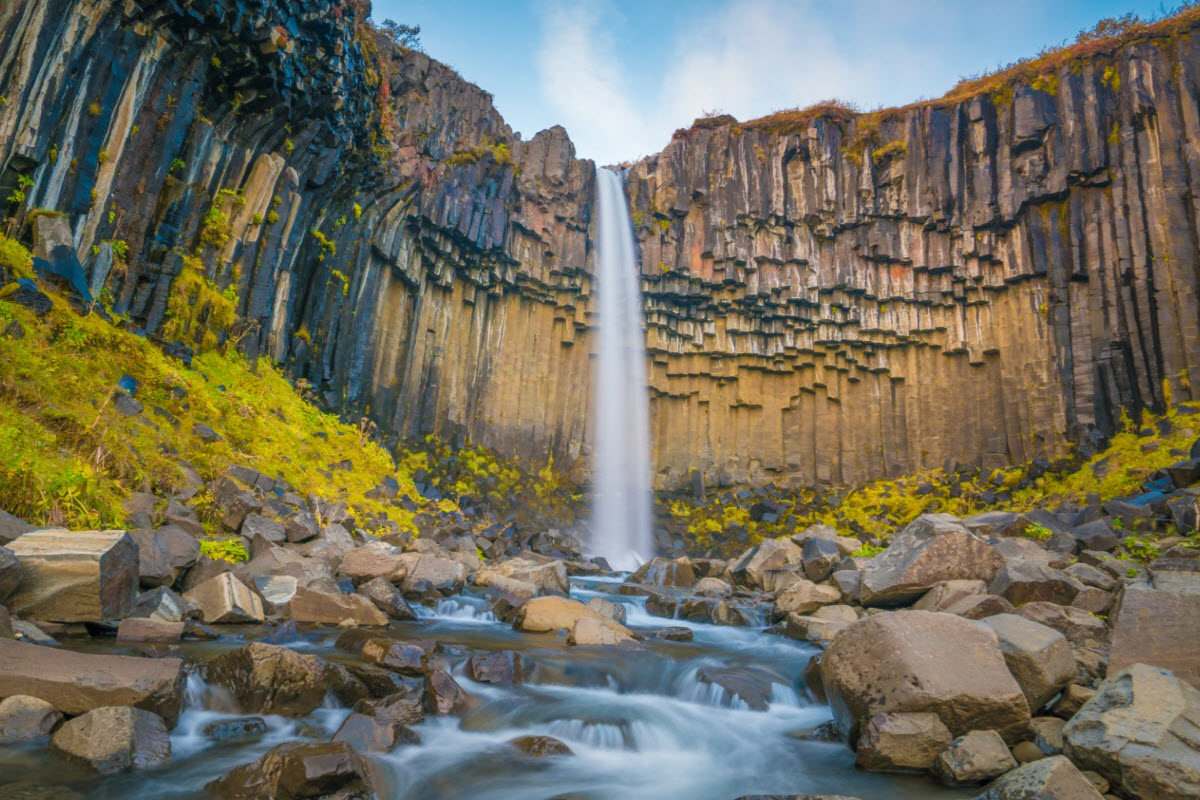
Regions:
[[0, 575, 973, 800]]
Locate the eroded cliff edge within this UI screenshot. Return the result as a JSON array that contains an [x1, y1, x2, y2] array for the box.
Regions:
[[0, 0, 595, 470], [628, 19, 1200, 487], [1, 1, 1199, 492]]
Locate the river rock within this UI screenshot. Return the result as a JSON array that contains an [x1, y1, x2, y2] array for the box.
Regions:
[[288, 586, 387, 626], [335, 541, 407, 584], [934, 729, 1018, 786], [855, 711, 953, 772], [357, 688, 426, 727], [206, 741, 373, 799], [476, 557, 569, 596], [585, 596, 628, 621], [513, 595, 633, 639], [728, 538, 806, 591], [694, 577, 732, 598], [509, 735, 573, 757], [116, 618, 185, 643], [399, 554, 468, 599], [1108, 585, 1200, 688], [774, 579, 841, 617], [356, 576, 418, 620], [485, 576, 538, 621], [859, 515, 1004, 606], [49, 707, 170, 775], [696, 665, 788, 711], [425, 669, 472, 715], [202, 717, 268, 743], [0, 639, 184, 723], [332, 712, 419, 753], [0, 695, 62, 743], [1063, 663, 1200, 800], [360, 639, 429, 676], [970, 755, 1105, 800], [5, 529, 138, 622], [568, 615, 638, 646], [203, 643, 327, 717], [465, 650, 523, 685], [821, 610, 1031, 743], [980, 614, 1076, 713], [184, 573, 264, 624]]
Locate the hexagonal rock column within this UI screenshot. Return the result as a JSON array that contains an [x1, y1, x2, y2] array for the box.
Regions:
[[6, 529, 138, 622]]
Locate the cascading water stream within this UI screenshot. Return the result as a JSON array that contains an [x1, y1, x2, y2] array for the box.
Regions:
[[592, 167, 653, 572]]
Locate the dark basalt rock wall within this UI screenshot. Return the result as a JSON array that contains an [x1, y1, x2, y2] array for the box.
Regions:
[[2, 1, 1198, 491], [0, 0, 596, 469], [627, 28, 1200, 487]]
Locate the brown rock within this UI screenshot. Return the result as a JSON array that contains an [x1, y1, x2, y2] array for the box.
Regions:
[[981, 614, 1077, 713], [335, 541, 407, 584], [773, 579, 841, 617], [859, 516, 1004, 606], [476, 557, 569, 596], [513, 595, 634, 639], [972, 755, 1105, 799], [183, 573, 264, 624], [128, 526, 200, 589], [990, 562, 1084, 607], [360, 639, 429, 676], [1108, 585, 1200, 689], [465, 650, 523, 685], [356, 576, 418, 621], [332, 712, 419, 753], [49, 706, 170, 774], [628, 556, 696, 588], [933, 729, 1018, 786], [568, 615, 638, 646], [821, 611, 1031, 743], [425, 669, 472, 715], [728, 538, 805, 591], [855, 711, 953, 772], [203, 643, 327, 717], [5, 529, 138, 622], [509, 735, 573, 757], [0, 695, 63, 743], [206, 741, 373, 799], [116, 618, 185, 643], [288, 587, 388, 627], [0, 639, 184, 724]]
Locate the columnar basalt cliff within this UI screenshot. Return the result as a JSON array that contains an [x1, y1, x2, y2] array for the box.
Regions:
[[0, 0, 595, 469], [628, 22, 1200, 487], [2, 1, 1199, 492]]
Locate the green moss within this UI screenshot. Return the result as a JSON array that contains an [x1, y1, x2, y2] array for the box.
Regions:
[[199, 537, 248, 563], [162, 256, 238, 353], [1024, 522, 1053, 540], [0, 233, 35, 281], [445, 135, 515, 170], [872, 140, 908, 163], [311, 229, 336, 261]]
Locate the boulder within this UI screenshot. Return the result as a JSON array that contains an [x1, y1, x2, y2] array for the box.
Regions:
[[785, 606, 858, 643], [855, 711, 953, 772], [1051, 684, 1096, 720], [860, 515, 1004, 606], [287, 587, 388, 627], [129, 526, 200, 589], [971, 755, 1105, 800], [206, 741, 373, 799], [0, 510, 33, 545], [356, 577, 418, 621], [568, 615, 638, 646], [5, 529, 138, 622], [332, 712, 419, 753], [0, 639, 184, 724], [1072, 520, 1119, 552], [981, 614, 1077, 712], [465, 650, 523, 685], [802, 538, 842, 582], [728, 538, 806, 591], [425, 669, 472, 715], [912, 579, 988, 612], [821, 611, 1031, 743], [131, 585, 199, 622], [509, 735, 573, 757], [1014, 603, 1110, 651], [694, 576, 733, 598], [513, 595, 634, 640], [202, 717, 268, 743], [203, 643, 327, 717], [1063, 663, 1200, 800], [774, 579, 841, 617], [399, 554, 468, 599], [484, 576, 537, 622], [335, 541, 407, 584], [1108, 585, 1200, 688], [476, 556, 569, 596], [239, 514, 286, 545], [585, 596, 628, 621], [0, 695, 62, 744], [184, 573, 264, 624], [990, 563, 1083, 607], [963, 511, 1029, 538], [360, 639, 430, 676], [696, 666, 789, 711], [252, 575, 300, 614], [49, 706, 170, 775], [941, 594, 1015, 620], [934, 729, 1018, 786]]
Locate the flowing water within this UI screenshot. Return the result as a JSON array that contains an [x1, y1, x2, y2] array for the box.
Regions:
[[591, 168, 654, 572], [0, 577, 974, 800]]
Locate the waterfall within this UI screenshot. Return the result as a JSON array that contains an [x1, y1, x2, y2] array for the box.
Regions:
[[592, 167, 653, 572]]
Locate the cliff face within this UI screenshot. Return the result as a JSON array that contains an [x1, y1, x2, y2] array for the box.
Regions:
[[0, 0, 595, 468], [2, 1, 1199, 492], [628, 24, 1200, 487]]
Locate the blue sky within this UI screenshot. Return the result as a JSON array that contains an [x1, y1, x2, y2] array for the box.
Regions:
[[372, 0, 1173, 164]]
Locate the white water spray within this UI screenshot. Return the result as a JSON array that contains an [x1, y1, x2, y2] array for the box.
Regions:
[[592, 167, 653, 572]]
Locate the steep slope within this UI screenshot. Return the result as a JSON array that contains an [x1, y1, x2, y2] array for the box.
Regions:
[[628, 12, 1200, 487]]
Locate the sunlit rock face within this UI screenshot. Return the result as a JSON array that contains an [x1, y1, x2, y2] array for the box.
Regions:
[[627, 33, 1200, 487], [2, 0, 1197, 490]]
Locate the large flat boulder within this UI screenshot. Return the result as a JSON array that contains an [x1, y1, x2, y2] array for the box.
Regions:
[[476, 557, 569, 596], [821, 610, 1031, 743], [860, 515, 1004, 606], [1108, 585, 1200, 688], [0, 639, 184, 724], [6, 529, 138, 622], [971, 755, 1104, 800], [1064, 663, 1200, 800], [513, 596, 634, 640], [49, 706, 170, 774]]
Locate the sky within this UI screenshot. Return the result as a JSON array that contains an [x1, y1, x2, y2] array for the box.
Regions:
[[372, 0, 1177, 165]]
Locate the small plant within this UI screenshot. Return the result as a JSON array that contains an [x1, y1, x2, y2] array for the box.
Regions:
[[88, 100, 101, 116], [5, 173, 33, 205], [284, 139, 294, 156], [311, 228, 336, 261], [1123, 535, 1160, 561], [251, 213, 263, 226], [1126, 566, 1139, 578], [97, 149, 109, 165], [851, 542, 885, 557], [1024, 522, 1053, 540], [199, 537, 248, 563], [170, 158, 186, 174], [353, 203, 363, 220], [266, 210, 280, 225]]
